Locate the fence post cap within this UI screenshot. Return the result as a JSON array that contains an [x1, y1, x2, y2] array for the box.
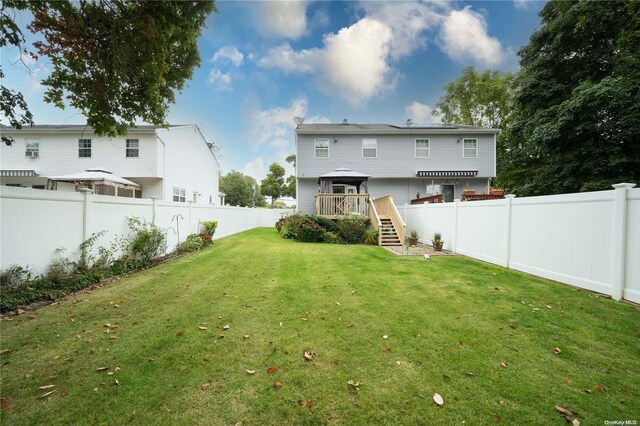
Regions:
[[79, 188, 93, 194], [612, 183, 636, 189]]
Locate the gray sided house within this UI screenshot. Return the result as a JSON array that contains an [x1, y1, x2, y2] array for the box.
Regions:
[[295, 122, 499, 216]]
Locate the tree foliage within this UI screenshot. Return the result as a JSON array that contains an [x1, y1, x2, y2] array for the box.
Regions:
[[219, 171, 265, 207], [500, 0, 640, 195], [1, 0, 216, 138], [434, 67, 515, 129], [260, 163, 286, 207], [0, 0, 35, 145]]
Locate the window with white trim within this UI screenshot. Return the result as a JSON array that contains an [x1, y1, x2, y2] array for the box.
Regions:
[[25, 139, 39, 158], [362, 138, 377, 158], [415, 138, 429, 158], [463, 138, 477, 158], [173, 186, 186, 202], [126, 139, 139, 157], [78, 139, 92, 158], [314, 139, 329, 158]]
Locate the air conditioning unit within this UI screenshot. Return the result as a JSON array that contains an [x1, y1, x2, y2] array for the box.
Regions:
[[26, 151, 39, 158]]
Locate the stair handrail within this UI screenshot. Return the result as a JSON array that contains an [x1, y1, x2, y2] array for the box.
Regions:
[[373, 195, 406, 245], [367, 196, 383, 245]]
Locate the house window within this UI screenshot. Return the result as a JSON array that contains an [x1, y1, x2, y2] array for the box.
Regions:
[[314, 139, 329, 158], [173, 187, 186, 202], [415, 139, 429, 158], [25, 139, 39, 158], [362, 138, 377, 158], [126, 139, 139, 158], [78, 139, 92, 158], [463, 138, 477, 158]]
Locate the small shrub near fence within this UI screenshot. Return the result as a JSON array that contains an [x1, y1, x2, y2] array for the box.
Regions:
[[276, 214, 373, 245], [0, 215, 218, 313]]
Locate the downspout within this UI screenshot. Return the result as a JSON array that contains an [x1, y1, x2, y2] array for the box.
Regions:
[[294, 126, 299, 212]]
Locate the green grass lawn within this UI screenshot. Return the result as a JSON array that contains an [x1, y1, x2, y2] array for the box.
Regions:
[[1, 228, 638, 425]]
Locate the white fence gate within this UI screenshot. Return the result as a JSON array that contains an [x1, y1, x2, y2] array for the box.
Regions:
[[0, 187, 291, 273], [401, 184, 639, 303]]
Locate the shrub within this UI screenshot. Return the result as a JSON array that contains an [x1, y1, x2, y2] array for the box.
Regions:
[[310, 215, 338, 233], [336, 215, 370, 244], [363, 228, 379, 245], [177, 234, 205, 253], [199, 233, 212, 246], [298, 220, 326, 243], [0, 265, 32, 293], [280, 225, 297, 240], [324, 231, 342, 244], [201, 221, 218, 237], [121, 217, 166, 267]]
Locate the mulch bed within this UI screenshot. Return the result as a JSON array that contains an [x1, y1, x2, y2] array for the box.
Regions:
[[382, 242, 456, 256]]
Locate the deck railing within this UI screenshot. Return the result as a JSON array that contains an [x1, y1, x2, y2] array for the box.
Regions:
[[372, 195, 406, 244], [315, 194, 370, 218]]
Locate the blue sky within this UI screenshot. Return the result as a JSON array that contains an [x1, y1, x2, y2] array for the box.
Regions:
[[2, 0, 545, 181]]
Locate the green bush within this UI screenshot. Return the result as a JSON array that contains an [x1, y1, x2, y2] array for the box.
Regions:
[[177, 234, 205, 253], [336, 215, 370, 244], [201, 221, 218, 237], [0, 265, 32, 293], [298, 221, 326, 242], [324, 231, 342, 244], [310, 215, 338, 233], [363, 228, 379, 245], [121, 217, 166, 267]]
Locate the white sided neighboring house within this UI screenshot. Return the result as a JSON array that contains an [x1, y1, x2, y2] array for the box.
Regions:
[[0, 124, 221, 204]]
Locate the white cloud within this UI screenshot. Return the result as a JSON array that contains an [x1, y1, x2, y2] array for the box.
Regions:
[[242, 157, 267, 182], [405, 102, 440, 125], [254, 1, 309, 40], [206, 69, 232, 91], [258, 43, 320, 73], [438, 6, 504, 67], [513, 0, 531, 9], [211, 46, 244, 67]]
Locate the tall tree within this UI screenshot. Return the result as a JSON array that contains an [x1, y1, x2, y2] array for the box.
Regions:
[[219, 171, 265, 207], [501, 0, 640, 195], [434, 66, 515, 129], [1, 0, 216, 139], [260, 163, 286, 208]]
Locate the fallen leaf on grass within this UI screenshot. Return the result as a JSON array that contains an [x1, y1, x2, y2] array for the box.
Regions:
[[176, 331, 185, 336], [572, 419, 580, 426], [347, 380, 361, 390], [96, 367, 109, 372], [383, 335, 388, 339], [553, 347, 562, 355], [594, 385, 606, 392], [38, 385, 55, 390], [243, 335, 250, 339], [492, 413, 501, 420], [40, 390, 56, 398], [203, 355, 213, 362], [201, 383, 210, 391], [533, 308, 540, 312], [0, 349, 12, 355], [60, 390, 69, 397], [564, 377, 572, 382], [217, 334, 225, 339], [223, 325, 230, 330], [396, 361, 401, 366], [53, 355, 61, 361], [299, 399, 313, 409], [584, 389, 592, 394], [303, 351, 316, 361], [500, 362, 508, 367], [555, 405, 579, 417], [274, 381, 283, 389], [546, 305, 553, 309], [0, 397, 11, 410], [245, 370, 256, 375], [433, 393, 444, 406], [267, 366, 279, 374], [198, 326, 208, 331], [113, 379, 119, 386]]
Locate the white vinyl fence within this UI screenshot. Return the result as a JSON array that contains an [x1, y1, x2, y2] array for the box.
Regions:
[[0, 187, 291, 273], [401, 184, 639, 303]]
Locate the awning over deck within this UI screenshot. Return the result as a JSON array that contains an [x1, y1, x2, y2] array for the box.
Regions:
[[318, 167, 370, 193]]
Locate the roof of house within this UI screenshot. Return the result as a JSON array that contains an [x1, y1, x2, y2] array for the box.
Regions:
[[1, 124, 162, 133], [295, 123, 499, 135]]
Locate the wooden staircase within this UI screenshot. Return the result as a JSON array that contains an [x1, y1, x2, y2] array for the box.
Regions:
[[379, 217, 402, 246]]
